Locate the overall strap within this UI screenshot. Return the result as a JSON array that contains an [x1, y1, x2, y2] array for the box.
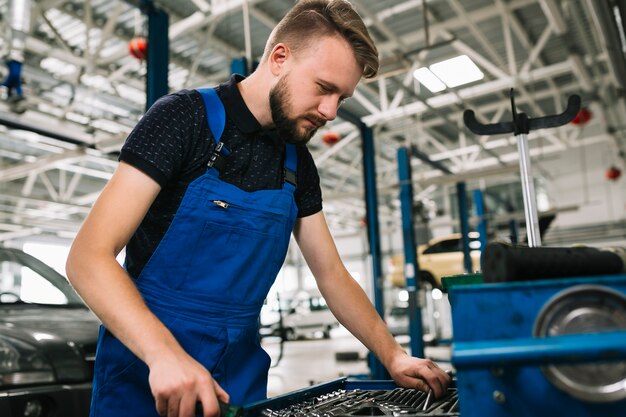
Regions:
[[197, 88, 230, 170], [284, 143, 297, 186], [198, 86, 297, 185], [197, 87, 225, 143]]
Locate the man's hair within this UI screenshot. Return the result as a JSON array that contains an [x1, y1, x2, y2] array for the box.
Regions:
[[261, 0, 379, 78]]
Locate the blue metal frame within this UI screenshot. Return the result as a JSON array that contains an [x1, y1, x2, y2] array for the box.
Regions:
[[144, 3, 169, 109], [338, 109, 387, 380], [230, 57, 249, 76], [456, 182, 471, 273], [450, 275, 626, 417], [473, 189, 488, 253], [454, 331, 626, 368], [509, 218, 519, 244], [362, 124, 388, 380], [397, 147, 424, 358]]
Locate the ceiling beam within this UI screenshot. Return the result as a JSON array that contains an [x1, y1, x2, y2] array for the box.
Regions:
[[0, 148, 86, 183]]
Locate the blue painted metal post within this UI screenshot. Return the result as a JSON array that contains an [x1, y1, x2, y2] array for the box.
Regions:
[[509, 219, 519, 244], [456, 182, 471, 273], [361, 124, 389, 380], [473, 189, 488, 253], [341, 106, 388, 379], [144, 3, 169, 109], [230, 57, 249, 76], [397, 147, 425, 359]]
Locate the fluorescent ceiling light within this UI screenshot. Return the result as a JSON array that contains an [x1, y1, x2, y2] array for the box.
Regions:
[[430, 55, 484, 88], [413, 67, 446, 93], [66, 112, 90, 125], [40, 57, 77, 77], [413, 55, 484, 93]]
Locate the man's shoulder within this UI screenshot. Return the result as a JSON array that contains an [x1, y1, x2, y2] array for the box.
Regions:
[[152, 89, 203, 108], [169, 88, 204, 103], [144, 90, 207, 125]]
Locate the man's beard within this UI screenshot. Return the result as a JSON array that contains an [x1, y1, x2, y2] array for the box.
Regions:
[[269, 75, 325, 145]]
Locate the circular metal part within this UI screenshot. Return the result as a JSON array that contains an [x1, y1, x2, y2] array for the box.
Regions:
[[533, 285, 626, 403], [23, 399, 43, 417], [492, 390, 506, 404]]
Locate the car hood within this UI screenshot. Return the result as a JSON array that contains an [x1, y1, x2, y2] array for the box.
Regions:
[[0, 305, 100, 349]]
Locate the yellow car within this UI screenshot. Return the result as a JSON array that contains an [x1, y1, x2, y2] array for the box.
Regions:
[[387, 233, 482, 289]]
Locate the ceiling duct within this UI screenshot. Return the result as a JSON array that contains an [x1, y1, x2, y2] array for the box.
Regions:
[[588, 0, 626, 92], [5, 0, 30, 62]]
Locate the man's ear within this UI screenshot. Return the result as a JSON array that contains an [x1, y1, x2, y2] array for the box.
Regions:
[[269, 43, 289, 76]]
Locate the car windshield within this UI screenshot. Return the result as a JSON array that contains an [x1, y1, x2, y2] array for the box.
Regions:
[[0, 248, 84, 307]]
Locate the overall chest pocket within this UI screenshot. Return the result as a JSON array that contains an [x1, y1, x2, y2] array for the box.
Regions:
[[178, 201, 288, 303]]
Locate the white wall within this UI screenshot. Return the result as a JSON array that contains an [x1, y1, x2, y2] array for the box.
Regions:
[[542, 140, 625, 227]]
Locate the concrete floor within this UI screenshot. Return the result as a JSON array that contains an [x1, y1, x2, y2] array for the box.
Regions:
[[263, 327, 453, 398]]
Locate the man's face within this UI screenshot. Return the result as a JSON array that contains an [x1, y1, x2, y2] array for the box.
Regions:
[[270, 35, 363, 145], [270, 73, 319, 144]]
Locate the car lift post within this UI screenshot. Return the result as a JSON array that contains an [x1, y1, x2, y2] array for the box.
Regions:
[[397, 147, 425, 359]]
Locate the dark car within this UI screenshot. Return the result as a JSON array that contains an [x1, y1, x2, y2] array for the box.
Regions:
[[0, 247, 99, 417]]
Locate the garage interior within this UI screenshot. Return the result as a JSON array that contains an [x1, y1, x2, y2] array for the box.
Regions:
[[1, 0, 626, 416]]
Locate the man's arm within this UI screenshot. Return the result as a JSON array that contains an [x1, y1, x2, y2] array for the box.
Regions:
[[66, 162, 227, 417], [293, 211, 451, 398]]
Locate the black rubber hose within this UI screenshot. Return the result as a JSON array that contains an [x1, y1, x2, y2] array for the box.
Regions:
[[481, 242, 625, 283]]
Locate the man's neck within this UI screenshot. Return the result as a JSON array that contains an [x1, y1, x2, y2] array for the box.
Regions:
[[238, 72, 274, 128]]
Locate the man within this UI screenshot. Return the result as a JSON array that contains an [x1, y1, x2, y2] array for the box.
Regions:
[[66, 1, 451, 417]]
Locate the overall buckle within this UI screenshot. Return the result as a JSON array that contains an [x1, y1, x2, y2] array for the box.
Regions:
[[207, 142, 230, 170]]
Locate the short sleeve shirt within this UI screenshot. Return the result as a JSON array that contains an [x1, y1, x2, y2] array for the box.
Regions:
[[119, 75, 323, 279]]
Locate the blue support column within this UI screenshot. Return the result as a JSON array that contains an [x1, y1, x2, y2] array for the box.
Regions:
[[230, 57, 249, 76], [473, 189, 488, 253], [144, 2, 169, 109], [361, 124, 389, 380], [456, 182, 471, 273], [509, 219, 519, 244], [337, 108, 387, 379], [397, 147, 425, 359], [362, 125, 384, 320]]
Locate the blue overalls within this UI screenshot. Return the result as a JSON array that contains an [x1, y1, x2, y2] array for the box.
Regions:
[[90, 88, 298, 416]]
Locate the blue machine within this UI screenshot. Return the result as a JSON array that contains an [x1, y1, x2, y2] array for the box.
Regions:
[[457, 89, 626, 416], [450, 274, 626, 417]]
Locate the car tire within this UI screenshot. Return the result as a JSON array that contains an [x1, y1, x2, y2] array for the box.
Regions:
[[335, 351, 360, 361], [284, 328, 297, 341], [419, 271, 439, 289], [322, 326, 332, 339]]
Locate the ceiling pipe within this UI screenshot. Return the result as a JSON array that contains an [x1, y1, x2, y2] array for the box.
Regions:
[[6, 0, 31, 62], [587, 0, 626, 92], [616, 0, 626, 43], [2, 0, 31, 105], [586, 0, 626, 161]]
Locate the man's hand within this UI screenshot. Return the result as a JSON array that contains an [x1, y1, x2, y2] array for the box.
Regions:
[[148, 352, 229, 417], [387, 353, 452, 399]]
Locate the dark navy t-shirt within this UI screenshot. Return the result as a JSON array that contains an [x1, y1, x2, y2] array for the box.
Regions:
[[119, 75, 322, 279]]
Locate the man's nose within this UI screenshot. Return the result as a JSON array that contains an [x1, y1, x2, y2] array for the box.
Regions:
[[318, 96, 339, 121]]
